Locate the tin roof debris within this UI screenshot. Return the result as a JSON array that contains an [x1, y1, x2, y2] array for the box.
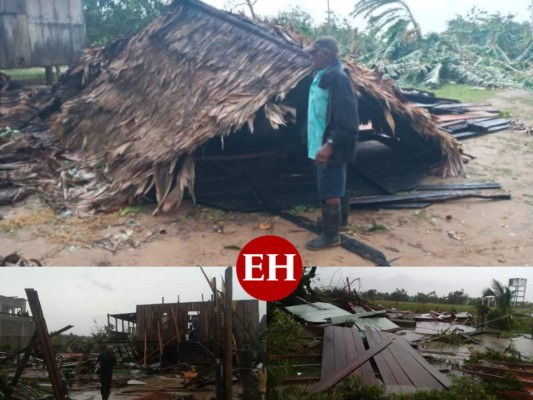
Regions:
[[285, 302, 354, 325]]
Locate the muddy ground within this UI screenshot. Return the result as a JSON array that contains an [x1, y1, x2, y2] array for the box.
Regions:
[[1, 89, 532, 266]]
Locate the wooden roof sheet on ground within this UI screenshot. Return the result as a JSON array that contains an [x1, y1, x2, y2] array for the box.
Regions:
[[313, 326, 452, 393]]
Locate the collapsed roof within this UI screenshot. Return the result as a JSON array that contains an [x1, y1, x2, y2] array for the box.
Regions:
[[52, 0, 463, 213]]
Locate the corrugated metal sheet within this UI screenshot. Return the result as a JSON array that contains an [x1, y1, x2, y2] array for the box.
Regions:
[[353, 318, 399, 332], [285, 302, 353, 324], [0, 0, 86, 68]]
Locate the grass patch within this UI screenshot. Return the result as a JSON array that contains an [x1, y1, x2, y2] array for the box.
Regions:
[[376, 300, 477, 313], [1, 67, 46, 81], [431, 83, 496, 102]]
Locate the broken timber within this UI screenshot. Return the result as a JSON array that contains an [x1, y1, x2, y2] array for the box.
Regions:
[[310, 326, 452, 394], [309, 329, 392, 392], [279, 212, 390, 266], [349, 190, 510, 207], [25, 288, 66, 399]]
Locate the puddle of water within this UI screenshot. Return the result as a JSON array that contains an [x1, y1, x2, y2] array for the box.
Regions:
[[421, 333, 533, 363]]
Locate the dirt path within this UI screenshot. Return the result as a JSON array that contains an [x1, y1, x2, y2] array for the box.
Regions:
[[1, 89, 532, 266]]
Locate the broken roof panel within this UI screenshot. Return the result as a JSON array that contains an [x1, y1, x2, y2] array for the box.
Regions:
[[285, 303, 353, 324], [353, 318, 400, 332]]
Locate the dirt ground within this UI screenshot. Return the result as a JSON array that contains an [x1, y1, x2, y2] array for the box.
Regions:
[[1, 89, 532, 266]]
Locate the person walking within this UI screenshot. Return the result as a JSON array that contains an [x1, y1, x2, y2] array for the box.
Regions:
[[96, 345, 116, 400], [304, 36, 359, 250]]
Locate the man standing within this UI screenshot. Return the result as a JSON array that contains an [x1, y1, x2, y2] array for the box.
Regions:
[[305, 36, 359, 250], [96, 345, 116, 400]]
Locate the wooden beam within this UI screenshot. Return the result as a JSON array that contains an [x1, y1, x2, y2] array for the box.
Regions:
[[309, 337, 394, 393], [143, 333, 147, 366], [171, 307, 181, 344], [157, 320, 163, 357], [24, 288, 65, 399], [224, 267, 233, 400], [279, 212, 390, 266], [213, 277, 223, 400]]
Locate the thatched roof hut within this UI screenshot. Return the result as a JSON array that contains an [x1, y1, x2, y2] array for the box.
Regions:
[[53, 0, 463, 213]]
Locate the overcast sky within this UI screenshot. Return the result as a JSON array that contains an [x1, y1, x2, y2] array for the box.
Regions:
[[311, 267, 533, 302], [0, 267, 265, 336], [1, 267, 531, 336], [204, 0, 531, 33]]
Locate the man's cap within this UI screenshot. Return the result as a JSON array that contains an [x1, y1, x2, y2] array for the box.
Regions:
[[305, 36, 339, 56]]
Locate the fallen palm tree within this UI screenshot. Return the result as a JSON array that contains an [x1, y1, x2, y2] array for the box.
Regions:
[[50, 0, 464, 214]]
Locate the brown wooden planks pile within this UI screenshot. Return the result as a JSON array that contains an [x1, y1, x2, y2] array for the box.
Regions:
[[313, 326, 452, 393]]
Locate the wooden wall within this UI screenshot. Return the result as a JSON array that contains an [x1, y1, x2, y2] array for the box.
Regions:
[[0, 0, 86, 68], [136, 300, 259, 344]]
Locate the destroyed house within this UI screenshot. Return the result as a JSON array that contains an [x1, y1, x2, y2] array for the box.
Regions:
[[53, 0, 463, 214], [108, 299, 259, 364], [0, 0, 86, 68], [0, 295, 34, 348]]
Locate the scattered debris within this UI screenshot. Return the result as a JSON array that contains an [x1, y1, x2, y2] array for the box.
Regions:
[[0, 253, 42, 267]]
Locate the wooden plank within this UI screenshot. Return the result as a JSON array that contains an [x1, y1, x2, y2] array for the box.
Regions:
[[25, 289, 65, 399], [335, 327, 348, 370], [279, 212, 390, 266], [378, 202, 432, 210], [350, 190, 511, 206], [470, 118, 510, 130], [418, 182, 501, 191], [350, 328, 376, 385], [468, 364, 533, 379], [321, 326, 336, 382], [370, 330, 412, 387], [375, 330, 442, 390], [396, 336, 452, 388], [343, 327, 363, 380], [496, 390, 533, 399], [365, 327, 398, 386], [310, 335, 393, 393]]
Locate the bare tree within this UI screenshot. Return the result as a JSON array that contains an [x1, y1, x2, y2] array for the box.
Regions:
[[224, 0, 259, 20]]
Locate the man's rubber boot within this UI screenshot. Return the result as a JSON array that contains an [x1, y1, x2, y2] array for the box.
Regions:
[[317, 195, 350, 231], [341, 194, 350, 227], [306, 203, 341, 250]]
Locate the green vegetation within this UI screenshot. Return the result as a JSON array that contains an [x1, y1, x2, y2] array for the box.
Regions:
[[432, 84, 496, 103], [377, 300, 476, 314], [83, 0, 170, 45], [0, 68, 45, 81]]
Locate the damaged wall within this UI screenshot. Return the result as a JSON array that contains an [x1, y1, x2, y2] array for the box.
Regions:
[[0, 314, 34, 348], [136, 300, 259, 343], [0, 0, 86, 68], [0, 295, 34, 348]]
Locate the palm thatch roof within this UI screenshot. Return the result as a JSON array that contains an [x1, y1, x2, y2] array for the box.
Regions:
[[53, 0, 463, 213]]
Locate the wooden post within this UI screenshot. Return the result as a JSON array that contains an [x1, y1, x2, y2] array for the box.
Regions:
[[171, 307, 181, 343], [143, 333, 147, 366], [25, 289, 65, 399], [213, 277, 223, 400], [224, 267, 233, 400], [157, 320, 163, 356]]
